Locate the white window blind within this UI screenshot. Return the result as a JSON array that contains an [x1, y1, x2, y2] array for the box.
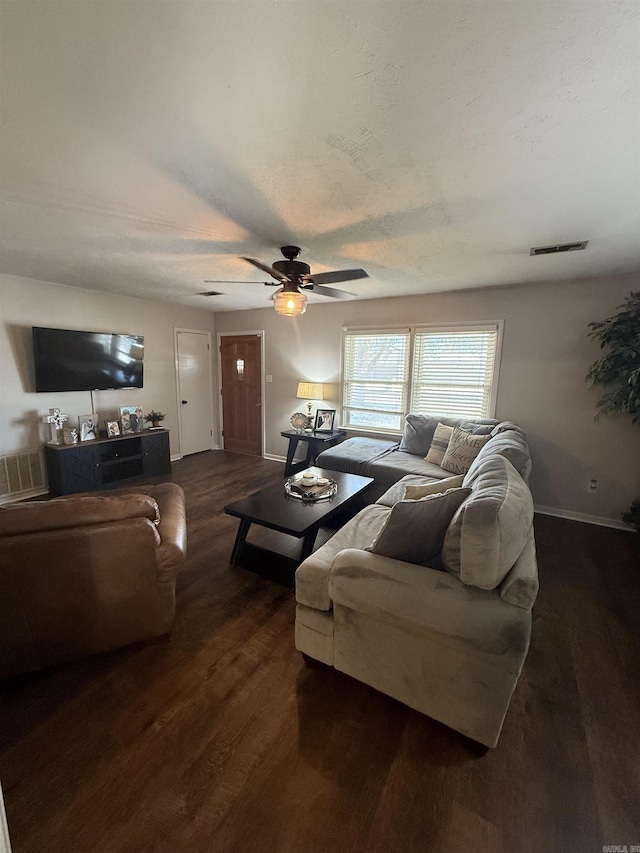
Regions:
[[411, 327, 498, 419], [343, 330, 410, 431], [342, 323, 501, 433]]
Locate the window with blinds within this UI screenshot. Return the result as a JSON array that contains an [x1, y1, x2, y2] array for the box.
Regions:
[[342, 324, 500, 432], [411, 327, 499, 419], [342, 330, 410, 431]]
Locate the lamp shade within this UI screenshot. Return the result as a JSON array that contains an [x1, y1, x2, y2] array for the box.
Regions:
[[273, 290, 307, 316], [296, 382, 324, 401]]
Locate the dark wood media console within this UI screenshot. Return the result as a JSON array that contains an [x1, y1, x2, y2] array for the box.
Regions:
[[44, 430, 171, 496]]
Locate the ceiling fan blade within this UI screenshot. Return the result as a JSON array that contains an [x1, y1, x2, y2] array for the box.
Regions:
[[307, 268, 369, 285], [242, 256, 291, 281], [203, 280, 272, 284], [303, 284, 355, 300]]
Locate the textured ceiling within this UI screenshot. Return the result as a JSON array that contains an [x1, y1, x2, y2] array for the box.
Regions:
[[1, 1, 638, 312]]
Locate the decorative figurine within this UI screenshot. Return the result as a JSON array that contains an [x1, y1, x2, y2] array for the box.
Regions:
[[42, 408, 68, 445], [63, 428, 79, 445]]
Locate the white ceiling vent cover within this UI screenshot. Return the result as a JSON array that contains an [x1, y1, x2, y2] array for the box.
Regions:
[[530, 241, 589, 256]]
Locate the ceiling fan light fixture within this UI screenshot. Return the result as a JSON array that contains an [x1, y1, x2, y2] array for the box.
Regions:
[[273, 289, 307, 317]]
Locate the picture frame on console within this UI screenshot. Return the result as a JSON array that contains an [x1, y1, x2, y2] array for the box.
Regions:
[[78, 415, 97, 442], [314, 409, 336, 432], [119, 405, 143, 434], [106, 420, 120, 437]]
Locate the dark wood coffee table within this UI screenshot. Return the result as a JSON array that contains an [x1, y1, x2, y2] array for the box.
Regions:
[[224, 466, 373, 583]]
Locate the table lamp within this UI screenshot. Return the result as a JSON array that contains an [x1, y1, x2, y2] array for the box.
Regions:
[[296, 381, 324, 423]]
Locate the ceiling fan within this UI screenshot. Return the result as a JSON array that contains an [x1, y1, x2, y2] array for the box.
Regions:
[[201, 246, 369, 316]]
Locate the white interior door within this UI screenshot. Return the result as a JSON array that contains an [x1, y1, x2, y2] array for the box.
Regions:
[[175, 329, 214, 456]]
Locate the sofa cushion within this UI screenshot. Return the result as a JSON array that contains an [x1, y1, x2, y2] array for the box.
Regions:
[[403, 474, 465, 500], [366, 487, 471, 566], [442, 455, 534, 590], [0, 493, 161, 537], [424, 422, 453, 465], [498, 535, 539, 610], [329, 549, 531, 655], [491, 421, 525, 437], [441, 426, 491, 475], [295, 503, 390, 610], [367, 451, 450, 487], [464, 428, 531, 483], [460, 422, 495, 435], [314, 437, 398, 477]]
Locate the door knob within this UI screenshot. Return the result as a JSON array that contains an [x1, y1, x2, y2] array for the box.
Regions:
[[181, 400, 188, 405]]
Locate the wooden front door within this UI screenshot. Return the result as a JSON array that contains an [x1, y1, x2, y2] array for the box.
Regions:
[[220, 334, 262, 456]]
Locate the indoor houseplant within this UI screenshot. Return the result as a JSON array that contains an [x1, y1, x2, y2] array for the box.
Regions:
[[586, 291, 639, 530], [145, 410, 166, 428]]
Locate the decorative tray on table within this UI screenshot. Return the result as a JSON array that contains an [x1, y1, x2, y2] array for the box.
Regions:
[[284, 475, 338, 502]]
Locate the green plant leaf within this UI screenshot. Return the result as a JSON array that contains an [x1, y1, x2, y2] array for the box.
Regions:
[[585, 291, 640, 422]]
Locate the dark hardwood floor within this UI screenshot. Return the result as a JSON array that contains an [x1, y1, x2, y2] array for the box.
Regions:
[[1, 451, 638, 853]]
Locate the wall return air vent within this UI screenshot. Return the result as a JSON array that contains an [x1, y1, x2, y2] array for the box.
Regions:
[[530, 241, 589, 256]]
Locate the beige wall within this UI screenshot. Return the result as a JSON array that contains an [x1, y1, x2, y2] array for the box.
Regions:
[[2, 270, 638, 525], [215, 272, 640, 526], [0, 274, 216, 460]]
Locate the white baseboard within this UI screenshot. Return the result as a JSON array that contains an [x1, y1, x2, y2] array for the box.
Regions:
[[263, 453, 286, 464], [534, 504, 634, 532], [170, 453, 182, 462]]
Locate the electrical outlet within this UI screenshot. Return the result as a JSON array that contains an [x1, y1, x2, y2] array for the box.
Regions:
[[588, 479, 598, 493]]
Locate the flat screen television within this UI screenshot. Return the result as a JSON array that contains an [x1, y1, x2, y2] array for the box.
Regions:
[[33, 327, 144, 392]]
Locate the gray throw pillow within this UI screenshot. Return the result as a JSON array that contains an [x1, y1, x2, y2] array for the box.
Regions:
[[398, 414, 439, 455], [366, 487, 471, 565], [460, 421, 495, 435]]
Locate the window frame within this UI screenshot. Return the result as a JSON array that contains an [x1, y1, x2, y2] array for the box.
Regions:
[[340, 321, 504, 436]]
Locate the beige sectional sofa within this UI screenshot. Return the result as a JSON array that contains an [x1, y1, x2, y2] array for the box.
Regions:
[[314, 413, 501, 501], [295, 418, 537, 748]]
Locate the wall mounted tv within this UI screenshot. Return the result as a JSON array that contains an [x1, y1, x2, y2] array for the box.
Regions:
[[32, 327, 144, 392]]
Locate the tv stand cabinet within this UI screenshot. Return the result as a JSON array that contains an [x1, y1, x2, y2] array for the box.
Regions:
[[44, 430, 171, 496]]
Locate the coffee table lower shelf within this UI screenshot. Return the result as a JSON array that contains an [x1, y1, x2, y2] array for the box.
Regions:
[[230, 526, 336, 588], [224, 467, 374, 588]]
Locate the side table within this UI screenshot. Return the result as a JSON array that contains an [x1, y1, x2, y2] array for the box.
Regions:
[[281, 429, 347, 477]]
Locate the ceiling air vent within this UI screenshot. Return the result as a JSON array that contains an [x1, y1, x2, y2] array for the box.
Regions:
[[197, 290, 223, 297], [530, 241, 589, 256]]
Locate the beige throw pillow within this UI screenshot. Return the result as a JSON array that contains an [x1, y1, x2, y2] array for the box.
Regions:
[[403, 474, 465, 500], [441, 426, 491, 475], [365, 487, 471, 565], [424, 422, 453, 465]]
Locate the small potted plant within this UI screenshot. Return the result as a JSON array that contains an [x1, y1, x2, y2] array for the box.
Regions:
[[145, 410, 166, 428]]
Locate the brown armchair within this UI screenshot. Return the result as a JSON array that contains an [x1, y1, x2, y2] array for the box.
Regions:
[[0, 483, 187, 679]]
